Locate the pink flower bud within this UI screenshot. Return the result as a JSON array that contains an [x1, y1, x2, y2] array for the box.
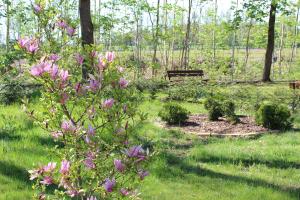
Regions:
[[114, 159, 125, 173], [66, 26, 75, 37], [33, 4, 42, 13], [59, 69, 69, 82], [49, 54, 60, 62], [103, 178, 116, 192], [18, 37, 30, 48], [102, 98, 114, 109], [57, 20, 67, 29], [60, 160, 70, 175], [61, 120, 76, 133], [105, 52, 115, 62], [40, 176, 53, 185], [138, 170, 149, 180], [75, 54, 84, 65], [119, 78, 129, 89], [43, 162, 57, 172]]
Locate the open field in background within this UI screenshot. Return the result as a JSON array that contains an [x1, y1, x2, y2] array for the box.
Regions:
[[0, 84, 300, 200], [117, 48, 300, 81]]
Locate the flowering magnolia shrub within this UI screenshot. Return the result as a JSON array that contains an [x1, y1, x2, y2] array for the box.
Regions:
[[20, 3, 150, 200]]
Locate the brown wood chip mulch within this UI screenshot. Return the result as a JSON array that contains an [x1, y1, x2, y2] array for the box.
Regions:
[[157, 114, 274, 137]]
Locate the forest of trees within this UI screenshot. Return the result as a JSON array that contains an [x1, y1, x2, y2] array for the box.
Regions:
[[0, 0, 300, 81]]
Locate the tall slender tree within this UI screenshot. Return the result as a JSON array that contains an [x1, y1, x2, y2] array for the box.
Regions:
[[79, 0, 94, 79], [263, 1, 277, 82]]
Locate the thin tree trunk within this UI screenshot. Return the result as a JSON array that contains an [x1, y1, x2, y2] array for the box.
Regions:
[[79, 0, 94, 79], [152, 0, 161, 77], [213, 0, 217, 66], [263, 2, 277, 82], [278, 23, 284, 75], [6, 1, 10, 52], [291, 6, 299, 62], [244, 21, 252, 72], [181, 0, 192, 69], [163, 0, 169, 70]]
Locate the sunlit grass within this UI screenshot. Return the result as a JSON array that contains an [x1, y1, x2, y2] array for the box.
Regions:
[[0, 94, 299, 199]]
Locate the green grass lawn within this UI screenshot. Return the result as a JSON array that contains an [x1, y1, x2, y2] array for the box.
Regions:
[[0, 94, 300, 199]]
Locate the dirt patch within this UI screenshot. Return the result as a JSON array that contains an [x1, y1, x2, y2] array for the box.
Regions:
[[157, 114, 272, 137]]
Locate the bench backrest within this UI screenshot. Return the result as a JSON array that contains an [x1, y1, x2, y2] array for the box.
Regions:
[[167, 70, 204, 76]]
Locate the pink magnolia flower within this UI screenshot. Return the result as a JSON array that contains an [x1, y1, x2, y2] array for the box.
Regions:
[[84, 157, 96, 169], [57, 20, 67, 29], [84, 152, 96, 169], [66, 26, 76, 37], [26, 39, 39, 53], [49, 54, 60, 62], [138, 170, 149, 180], [102, 98, 114, 109], [33, 4, 42, 13], [18, 37, 30, 48], [40, 176, 53, 185], [89, 79, 100, 92], [75, 54, 84, 65], [119, 78, 129, 89], [97, 56, 106, 71], [43, 162, 56, 173], [120, 188, 130, 196], [28, 168, 43, 180], [105, 52, 115, 62], [50, 131, 63, 139], [61, 120, 76, 133], [103, 178, 116, 193], [59, 69, 69, 82], [114, 159, 125, 173], [50, 64, 59, 80], [30, 64, 44, 77], [60, 160, 70, 175], [125, 145, 144, 158]]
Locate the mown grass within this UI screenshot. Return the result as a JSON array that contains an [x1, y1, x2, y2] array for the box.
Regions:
[[0, 87, 299, 199]]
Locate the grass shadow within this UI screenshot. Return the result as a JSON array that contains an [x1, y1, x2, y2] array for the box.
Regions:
[[0, 161, 30, 184], [194, 154, 300, 170], [0, 130, 21, 141], [159, 153, 300, 198]]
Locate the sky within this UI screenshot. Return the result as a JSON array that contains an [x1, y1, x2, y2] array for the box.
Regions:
[[0, 0, 237, 42]]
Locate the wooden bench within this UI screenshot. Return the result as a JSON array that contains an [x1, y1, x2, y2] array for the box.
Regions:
[[167, 70, 204, 80], [289, 81, 300, 89]]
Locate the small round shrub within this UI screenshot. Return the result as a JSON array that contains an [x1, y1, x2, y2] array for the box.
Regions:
[[204, 98, 223, 121], [255, 102, 293, 130], [204, 97, 239, 123], [159, 103, 189, 125]]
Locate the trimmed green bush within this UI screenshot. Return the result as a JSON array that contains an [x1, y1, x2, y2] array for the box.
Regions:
[[204, 98, 223, 121], [159, 103, 189, 125], [204, 97, 239, 123], [255, 102, 293, 130]]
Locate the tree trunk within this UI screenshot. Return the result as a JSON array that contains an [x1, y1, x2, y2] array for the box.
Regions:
[[6, 1, 10, 52], [244, 21, 252, 72], [212, 0, 217, 66], [181, 0, 192, 69], [278, 23, 284, 75], [79, 0, 94, 79], [291, 6, 299, 62], [262, 2, 277, 82], [152, 0, 161, 77]]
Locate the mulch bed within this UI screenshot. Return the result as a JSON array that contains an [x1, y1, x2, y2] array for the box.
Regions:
[[157, 114, 273, 137]]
